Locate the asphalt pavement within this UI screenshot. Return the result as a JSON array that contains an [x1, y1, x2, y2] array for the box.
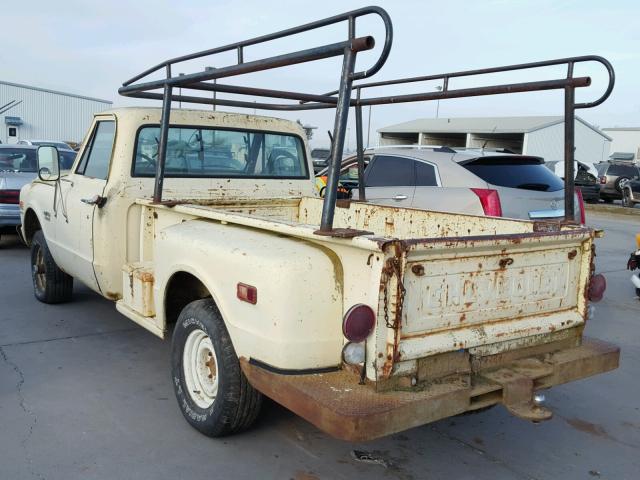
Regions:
[[0, 211, 638, 480]]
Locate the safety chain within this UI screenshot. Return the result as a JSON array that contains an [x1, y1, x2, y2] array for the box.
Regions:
[[383, 257, 406, 329]]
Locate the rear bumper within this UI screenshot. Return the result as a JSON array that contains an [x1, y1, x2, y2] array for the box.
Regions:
[[579, 184, 600, 201], [0, 204, 20, 227], [241, 337, 619, 441]]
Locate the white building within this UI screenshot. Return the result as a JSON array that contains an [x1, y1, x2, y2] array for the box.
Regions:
[[378, 116, 612, 164], [601, 127, 640, 160], [0, 80, 112, 145]]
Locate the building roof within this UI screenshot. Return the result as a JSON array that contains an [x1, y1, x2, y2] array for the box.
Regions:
[[379, 115, 611, 140], [0, 80, 112, 104]]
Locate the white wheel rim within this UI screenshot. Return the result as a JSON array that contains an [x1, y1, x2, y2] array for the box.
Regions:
[[183, 329, 218, 409]]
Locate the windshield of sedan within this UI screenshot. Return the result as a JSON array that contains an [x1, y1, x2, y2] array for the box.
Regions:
[[0, 148, 37, 172], [132, 126, 308, 179]]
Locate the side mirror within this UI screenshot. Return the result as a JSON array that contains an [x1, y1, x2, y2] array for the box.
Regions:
[[37, 145, 60, 182]]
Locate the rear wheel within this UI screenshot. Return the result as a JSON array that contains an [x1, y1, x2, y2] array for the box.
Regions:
[[171, 298, 262, 437], [30, 230, 73, 303]]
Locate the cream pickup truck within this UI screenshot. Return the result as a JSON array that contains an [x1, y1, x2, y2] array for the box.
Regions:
[[19, 107, 618, 441]]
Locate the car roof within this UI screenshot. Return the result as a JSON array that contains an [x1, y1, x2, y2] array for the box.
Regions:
[[0, 144, 37, 150], [0, 144, 75, 153]]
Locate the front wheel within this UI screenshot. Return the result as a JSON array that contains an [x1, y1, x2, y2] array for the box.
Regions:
[[30, 230, 73, 303], [171, 298, 262, 437], [622, 189, 633, 208]]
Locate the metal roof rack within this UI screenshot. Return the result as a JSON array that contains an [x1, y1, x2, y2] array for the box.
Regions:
[[119, 6, 614, 232]]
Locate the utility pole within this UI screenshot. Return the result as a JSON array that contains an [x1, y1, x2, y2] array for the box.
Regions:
[[435, 85, 443, 119], [205, 66, 216, 111]]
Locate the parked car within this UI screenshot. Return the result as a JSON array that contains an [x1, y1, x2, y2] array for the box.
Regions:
[[596, 161, 640, 202], [545, 160, 600, 203], [316, 147, 585, 222], [17, 139, 72, 150], [621, 176, 640, 208], [310, 148, 331, 172], [0, 145, 76, 239]]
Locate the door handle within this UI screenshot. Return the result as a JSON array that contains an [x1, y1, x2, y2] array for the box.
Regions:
[[393, 194, 408, 201], [81, 195, 107, 208]]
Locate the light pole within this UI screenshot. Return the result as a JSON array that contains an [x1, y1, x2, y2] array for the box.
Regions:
[[435, 85, 443, 119], [205, 66, 216, 111]]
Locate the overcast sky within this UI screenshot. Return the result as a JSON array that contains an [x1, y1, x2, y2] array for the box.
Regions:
[[3, 0, 638, 148]]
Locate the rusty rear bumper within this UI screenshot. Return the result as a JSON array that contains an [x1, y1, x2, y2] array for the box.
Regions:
[[241, 337, 619, 442]]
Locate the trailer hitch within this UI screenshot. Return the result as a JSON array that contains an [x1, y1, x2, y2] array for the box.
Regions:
[[480, 364, 553, 422]]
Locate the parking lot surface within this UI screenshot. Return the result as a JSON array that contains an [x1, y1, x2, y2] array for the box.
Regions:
[[0, 211, 638, 480]]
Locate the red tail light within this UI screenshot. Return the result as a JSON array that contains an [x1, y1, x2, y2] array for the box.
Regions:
[[588, 273, 606, 302], [342, 304, 375, 342], [576, 188, 585, 224], [598, 176, 607, 185], [471, 188, 502, 217], [0, 189, 20, 205]]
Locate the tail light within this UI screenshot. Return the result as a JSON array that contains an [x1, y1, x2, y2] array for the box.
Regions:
[[598, 176, 607, 185], [342, 304, 375, 342], [588, 274, 606, 302], [576, 188, 585, 224], [0, 189, 20, 205], [471, 188, 502, 217]]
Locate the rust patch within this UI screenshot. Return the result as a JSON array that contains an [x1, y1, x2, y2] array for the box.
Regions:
[[105, 291, 121, 301], [499, 257, 514, 269], [411, 264, 425, 276]]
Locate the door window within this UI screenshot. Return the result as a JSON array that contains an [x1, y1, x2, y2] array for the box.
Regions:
[[365, 155, 415, 187], [415, 161, 438, 186], [76, 121, 116, 179]]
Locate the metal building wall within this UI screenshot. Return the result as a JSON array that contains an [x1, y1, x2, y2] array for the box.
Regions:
[[524, 120, 610, 164], [0, 81, 112, 144]]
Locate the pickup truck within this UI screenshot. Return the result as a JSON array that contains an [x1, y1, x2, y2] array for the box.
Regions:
[[20, 107, 619, 441]]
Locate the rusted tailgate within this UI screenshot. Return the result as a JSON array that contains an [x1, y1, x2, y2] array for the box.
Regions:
[[384, 229, 594, 370]]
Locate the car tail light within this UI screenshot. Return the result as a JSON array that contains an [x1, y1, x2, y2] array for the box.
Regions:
[[471, 188, 502, 217], [0, 189, 20, 205], [599, 175, 607, 185], [576, 188, 585, 224], [588, 274, 606, 302], [342, 304, 375, 342]]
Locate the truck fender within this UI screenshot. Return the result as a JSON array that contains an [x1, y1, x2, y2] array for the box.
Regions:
[[154, 219, 344, 371]]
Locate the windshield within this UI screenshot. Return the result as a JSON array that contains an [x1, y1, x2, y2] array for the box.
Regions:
[[0, 148, 37, 172], [463, 156, 564, 192], [132, 126, 308, 179]]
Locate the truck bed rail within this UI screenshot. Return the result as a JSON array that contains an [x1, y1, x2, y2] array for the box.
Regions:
[[118, 6, 614, 232]]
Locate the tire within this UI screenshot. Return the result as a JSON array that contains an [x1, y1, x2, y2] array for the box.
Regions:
[[171, 298, 262, 437], [615, 176, 630, 193], [622, 189, 633, 208], [30, 230, 73, 303]]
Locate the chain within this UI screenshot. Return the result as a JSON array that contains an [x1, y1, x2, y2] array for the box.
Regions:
[[383, 257, 406, 329]]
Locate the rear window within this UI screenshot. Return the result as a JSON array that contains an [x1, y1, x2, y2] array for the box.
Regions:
[[607, 164, 639, 177], [132, 126, 308, 179], [462, 156, 564, 192], [0, 148, 37, 172]]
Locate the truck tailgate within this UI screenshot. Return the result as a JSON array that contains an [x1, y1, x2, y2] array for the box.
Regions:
[[389, 229, 592, 364]]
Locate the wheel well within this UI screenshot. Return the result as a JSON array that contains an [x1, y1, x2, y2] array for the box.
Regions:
[[23, 209, 41, 245], [164, 272, 212, 328]]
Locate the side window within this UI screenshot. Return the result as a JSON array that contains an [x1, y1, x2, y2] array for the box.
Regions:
[[415, 161, 438, 186], [76, 121, 116, 179], [365, 155, 415, 187]]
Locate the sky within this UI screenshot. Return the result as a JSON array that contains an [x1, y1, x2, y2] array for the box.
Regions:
[[2, 0, 639, 148]]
